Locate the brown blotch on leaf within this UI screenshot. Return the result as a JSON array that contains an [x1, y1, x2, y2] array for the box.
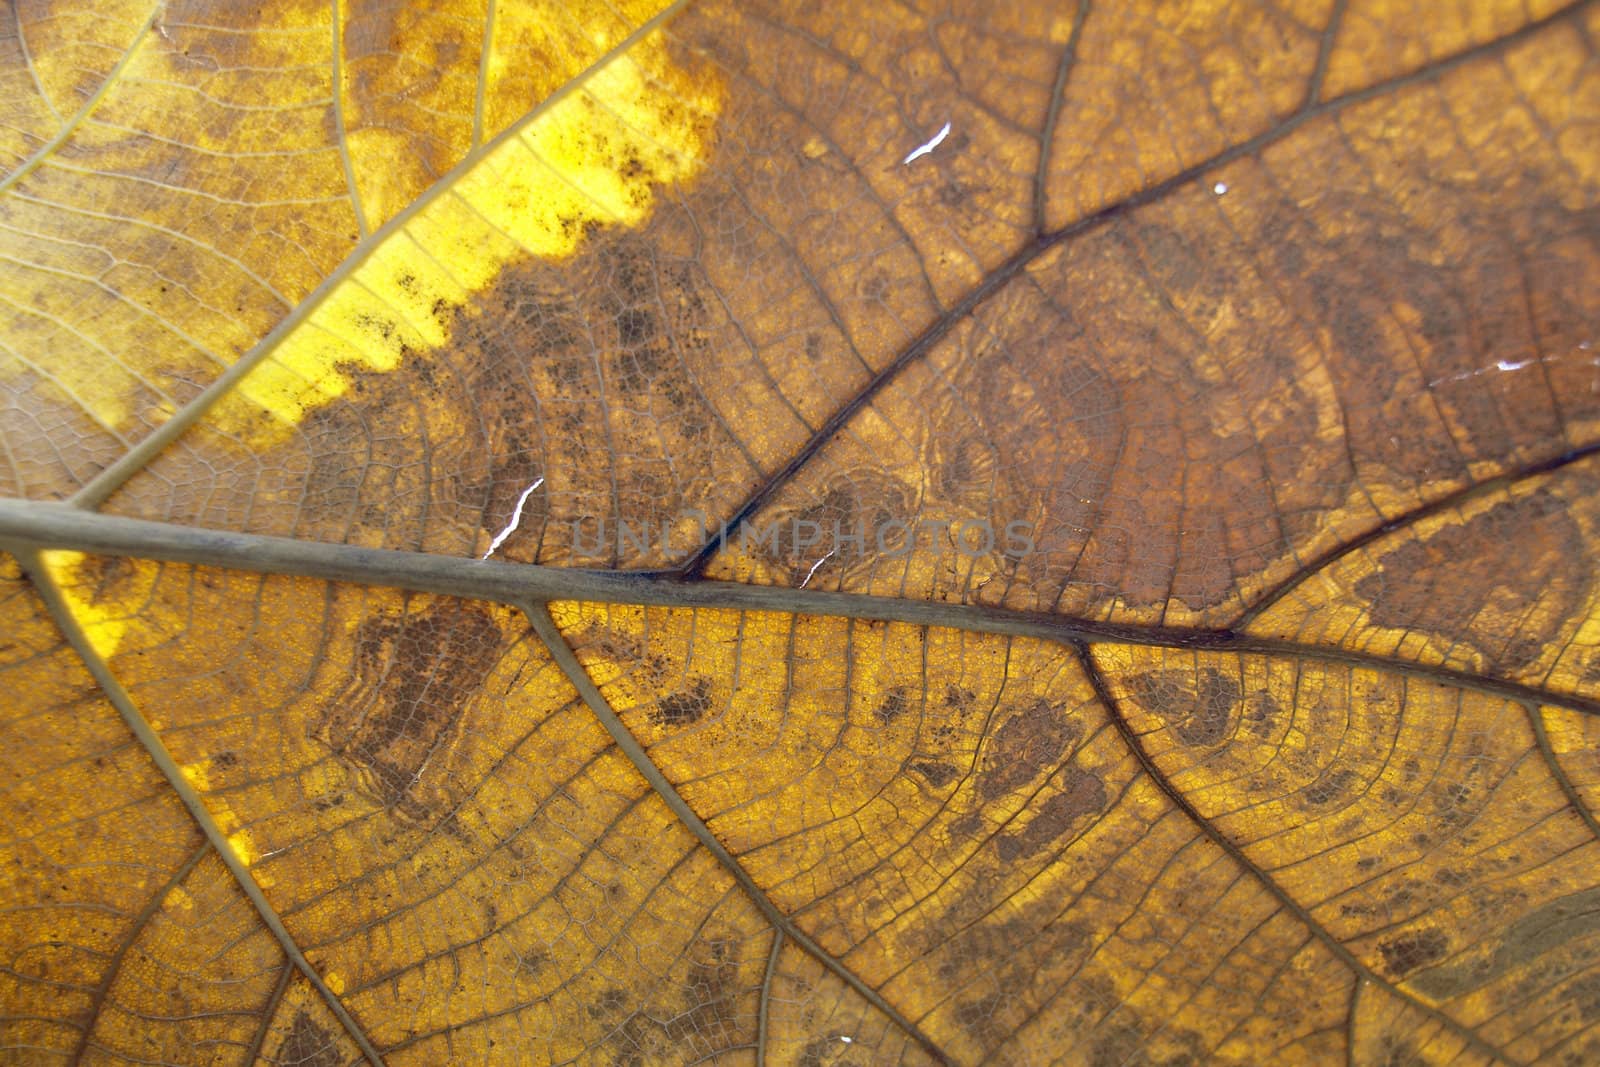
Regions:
[[652, 677, 714, 727], [1568, 974, 1600, 1022], [663, 937, 742, 1048], [273, 1010, 341, 1067], [978, 700, 1081, 801], [1407, 885, 1600, 1000], [952, 991, 1005, 1044], [996, 767, 1107, 861], [317, 600, 503, 819], [1125, 668, 1240, 747], [1302, 768, 1357, 806], [910, 760, 960, 788], [1356, 492, 1587, 670], [875, 685, 911, 724], [298, 403, 374, 522], [592, 935, 747, 1063], [1370, 1034, 1423, 1067], [1378, 928, 1449, 978], [1088, 1023, 1145, 1067], [761, 471, 913, 577], [373, 229, 736, 568], [1243, 692, 1280, 738]]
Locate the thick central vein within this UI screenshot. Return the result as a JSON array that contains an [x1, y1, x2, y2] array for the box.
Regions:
[[1, 499, 1595, 723]]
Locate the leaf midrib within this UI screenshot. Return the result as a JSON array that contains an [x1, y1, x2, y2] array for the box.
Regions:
[[3, 483, 1597, 721]]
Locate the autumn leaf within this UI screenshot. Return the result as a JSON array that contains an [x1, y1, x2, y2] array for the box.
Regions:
[[2, 0, 1599, 1063]]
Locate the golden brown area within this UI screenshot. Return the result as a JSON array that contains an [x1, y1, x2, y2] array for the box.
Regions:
[[561, 605, 1354, 1063], [1248, 458, 1600, 696], [708, 10, 1600, 623], [62, 563, 805, 1059], [1096, 645, 1600, 1063], [2, 2, 1599, 1064], [0, 558, 295, 1060]]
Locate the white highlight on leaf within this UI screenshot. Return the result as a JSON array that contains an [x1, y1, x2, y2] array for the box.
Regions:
[[1428, 359, 1540, 387], [799, 549, 836, 589], [481, 477, 544, 559], [839, 1036, 854, 1044], [902, 121, 952, 165]]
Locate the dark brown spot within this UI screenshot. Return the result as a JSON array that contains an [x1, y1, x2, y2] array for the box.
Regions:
[[589, 987, 629, 1019], [615, 307, 657, 349], [352, 311, 395, 341], [875, 686, 910, 724], [1243, 692, 1280, 738], [1125, 668, 1239, 747], [979, 700, 1081, 801], [945, 684, 975, 708], [663, 937, 741, 1047], [1356, 493, 1587, 670], [316, 600, 503, 820], [1302, 769, 1357, 806], [652, 677, 713, 727], [507, 943, 546, 977], [273, 1010, 341, 1067], [911, 760, 960, 788], [996, 767, 1106, 861], [1379, 928, 1449, 978], [948, 812, 984, 841], [1568, 973, 1600, 1022]]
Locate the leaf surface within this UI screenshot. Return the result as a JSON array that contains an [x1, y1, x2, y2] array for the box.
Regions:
[[2, 1, 1599, 1063]]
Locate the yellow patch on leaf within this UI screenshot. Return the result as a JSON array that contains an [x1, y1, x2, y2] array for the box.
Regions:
[[222, 27, 722, 439], [38, 549, 159, 658]]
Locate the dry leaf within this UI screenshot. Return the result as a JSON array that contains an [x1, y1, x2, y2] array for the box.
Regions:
[[2, 0, 1599, 1063]]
